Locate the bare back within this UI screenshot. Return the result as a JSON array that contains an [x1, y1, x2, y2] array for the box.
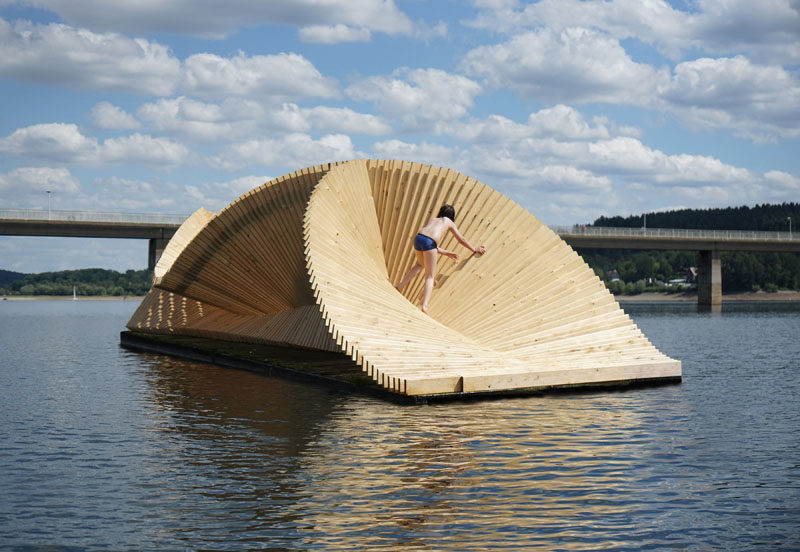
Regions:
[[418, 217, 453, 243]]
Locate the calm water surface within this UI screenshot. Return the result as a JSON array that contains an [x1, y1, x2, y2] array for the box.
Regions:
[[0, 299, 798, 551]]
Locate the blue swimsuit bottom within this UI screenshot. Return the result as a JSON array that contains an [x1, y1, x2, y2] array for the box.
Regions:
[[413, 233, 438, 251]]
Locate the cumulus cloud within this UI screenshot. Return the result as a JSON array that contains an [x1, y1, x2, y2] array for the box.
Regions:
[[460, 25, 799, 141], [302, 106, 391, 135], [465, 0, 800, 64], [440, 105, 618, 146], [0, 167, 80, 207], [347, 68, 482, 130], [298, 24, 371, 44], [0, 123, 189, 166], [0, 123, 96, 163], [659, 56, 800, 141], [181, 51, 339, 100], [11, 0, 415, 39], [185, 175, 271, 210], [211, 133, 359, 171], [136, 97, 250, 140], [461, 27, 666, 105], [0, 19, 339, 101], [371, 139, 462, 168], [91, 102, 140, 130], [0, 18, 180, 95]]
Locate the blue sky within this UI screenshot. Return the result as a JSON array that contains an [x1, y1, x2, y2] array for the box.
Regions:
[[1, 0, 798, 272]]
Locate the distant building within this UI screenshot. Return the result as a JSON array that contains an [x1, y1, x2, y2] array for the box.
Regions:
[[606, 269, 620, 281], [685, 267, 697, 283]]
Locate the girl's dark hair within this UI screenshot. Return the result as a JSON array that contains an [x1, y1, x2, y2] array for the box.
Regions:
[[437, 204, 455, 221]]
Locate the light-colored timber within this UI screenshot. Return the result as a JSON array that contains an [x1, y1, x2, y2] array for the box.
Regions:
[[127, 159, 681, 396]]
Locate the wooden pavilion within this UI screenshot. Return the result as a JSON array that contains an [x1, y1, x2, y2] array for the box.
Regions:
[[126, 160, 681, 396]]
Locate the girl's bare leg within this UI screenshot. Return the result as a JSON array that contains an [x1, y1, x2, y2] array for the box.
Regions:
[[420, 249, 438, 314], [396, 250, 425, 291], [396, 263, 422, 291]]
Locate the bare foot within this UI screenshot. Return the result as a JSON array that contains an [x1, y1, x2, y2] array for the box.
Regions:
[[421, 305, 429, 314]]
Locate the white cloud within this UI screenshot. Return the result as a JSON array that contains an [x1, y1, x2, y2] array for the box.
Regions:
[[186, 175, 270, 210], [298, 24, 371, 44], [461, 28, 666, 105], [659, 56, 800, 142], [0, 167, 80, 207], [91, 101, 140, 130], [465, 0, 800, 64], [269, 103, 312, 133], [100, 134, 189, 166], [12, 0, 415, 38], [0, 123, 189, 166], [526, 105, 612, 141], [440, 105, 616, 147], [0, 123, 96, 163], [181, 51, 339, 100], [137, 97, 245, 140], [684, 0, 800, 64], [303, 106, 391, 135], [371, 139, 462, 168], [0, 18, 339, 101], [0, 18, 180, 95], [347, 68, 482, 130], [460, 25, 799, 141], [212, 133, 359, 171]]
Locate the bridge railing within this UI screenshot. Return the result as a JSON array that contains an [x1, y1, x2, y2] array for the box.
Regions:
[[2, 209, 796, 241], [0, 209, 188, 225], [551, 225, 797, 242]]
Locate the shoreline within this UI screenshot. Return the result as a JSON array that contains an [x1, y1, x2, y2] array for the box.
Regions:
[[3, 291, 800, 303], [2, 295, 145, 301], [616, 290, 800, 302]]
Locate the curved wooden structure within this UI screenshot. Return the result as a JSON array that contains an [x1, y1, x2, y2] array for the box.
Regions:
[[128, 159, 680, 396]]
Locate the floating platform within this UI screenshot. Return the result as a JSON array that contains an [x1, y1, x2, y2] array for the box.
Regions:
[[125, 159, 681, 398]]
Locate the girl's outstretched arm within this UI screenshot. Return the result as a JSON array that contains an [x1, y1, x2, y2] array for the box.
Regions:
[[446, 220, 486, 255]]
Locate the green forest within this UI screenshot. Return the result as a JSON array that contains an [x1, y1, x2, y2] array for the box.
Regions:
[[579, 202, 800, 294], [0, 268, 151, 297]]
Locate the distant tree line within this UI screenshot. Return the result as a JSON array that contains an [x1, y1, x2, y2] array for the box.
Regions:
[[579, 203, 800, 294], [1, 268, 150, 296], [593, 202, 799, 232], [0, 269, 26, 286]]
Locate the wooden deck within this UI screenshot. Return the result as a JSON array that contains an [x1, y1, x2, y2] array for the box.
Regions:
[[126, 159, 681, 397]]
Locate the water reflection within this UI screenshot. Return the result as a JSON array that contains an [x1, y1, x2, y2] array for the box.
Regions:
[[287, 394, 664, 551], [129, 351, 349, 548]]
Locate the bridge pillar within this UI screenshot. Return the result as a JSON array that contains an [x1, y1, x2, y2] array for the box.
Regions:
[[697, 249, 721, 306], [148, 238, 169, 274]]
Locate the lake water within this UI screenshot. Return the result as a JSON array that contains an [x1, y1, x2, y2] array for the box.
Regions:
[[0, 299, 798, 551]]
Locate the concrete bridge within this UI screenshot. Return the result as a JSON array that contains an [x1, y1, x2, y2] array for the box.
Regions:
[[2, 209, 798, 304], [554, 225, 800, 305], [0, 209, 184, 273]]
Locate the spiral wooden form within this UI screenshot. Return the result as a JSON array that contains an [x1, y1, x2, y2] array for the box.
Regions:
[[127, 159, 680, 395]]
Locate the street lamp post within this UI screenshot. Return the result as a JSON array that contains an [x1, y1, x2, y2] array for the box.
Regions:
[[47, 190, 51, 219], [789, 216, 792, 239]]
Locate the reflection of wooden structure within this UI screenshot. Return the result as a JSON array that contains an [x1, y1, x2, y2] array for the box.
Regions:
[[127, 159, 680, 396]]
